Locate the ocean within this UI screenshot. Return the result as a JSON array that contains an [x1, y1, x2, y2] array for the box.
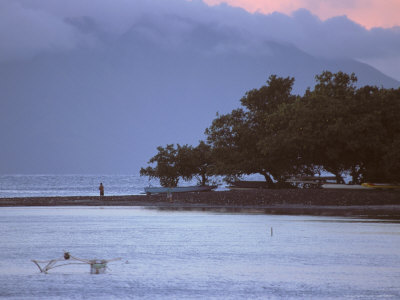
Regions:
[[0, 174, 169, 198], [1, 207, 399, 299], [0, 174, 244, 198]]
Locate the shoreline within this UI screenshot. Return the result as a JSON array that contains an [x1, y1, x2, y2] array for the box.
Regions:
[[1, 190, 400, 217]]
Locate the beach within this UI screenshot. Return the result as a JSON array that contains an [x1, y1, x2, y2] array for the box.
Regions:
[[1, 189, 400, 217]]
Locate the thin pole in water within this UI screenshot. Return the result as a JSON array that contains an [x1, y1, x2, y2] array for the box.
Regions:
[[270, 227, 273, 237]]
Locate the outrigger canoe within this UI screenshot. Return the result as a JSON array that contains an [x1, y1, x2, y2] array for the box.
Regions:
[[32, 252, 121, 274]]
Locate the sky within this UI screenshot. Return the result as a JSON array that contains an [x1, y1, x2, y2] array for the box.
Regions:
[[204, 0, 400, 29], [202, 0, 400, 79], [0, 0, 400, 174], [0, 0, 399, 80]]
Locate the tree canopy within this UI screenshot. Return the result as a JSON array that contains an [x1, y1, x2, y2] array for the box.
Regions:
[[140, 144, 180, 188], [141, 71, 400, 186], [205, 75, 298, 183], [140, 141, 214, 187]]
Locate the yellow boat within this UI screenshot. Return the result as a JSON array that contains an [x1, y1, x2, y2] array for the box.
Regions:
[[361, 183, 400, 189]]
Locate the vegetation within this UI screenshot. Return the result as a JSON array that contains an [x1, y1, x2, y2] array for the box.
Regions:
[[140, 144, 180, 187], [141, 71, 400, 187], [140, 141, 214, 187]]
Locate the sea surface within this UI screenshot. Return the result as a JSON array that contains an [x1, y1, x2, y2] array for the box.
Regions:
[[0, 207, 399, 299], [0, 174, 238, 198], [0, 175, 154, 198], [0, 175, 196, 198]]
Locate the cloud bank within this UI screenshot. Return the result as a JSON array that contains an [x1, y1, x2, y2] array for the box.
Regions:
[[205, 0, 400, 29], [0, 0, 399, 79], [1, 0, 399, 174]]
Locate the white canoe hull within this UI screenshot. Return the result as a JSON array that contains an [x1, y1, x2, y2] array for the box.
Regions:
[[322, 184, 371, 190]]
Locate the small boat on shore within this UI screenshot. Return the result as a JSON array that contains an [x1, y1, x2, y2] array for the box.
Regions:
[[228, 181, 270, 191], [321, 184, 371, 190], [144, 185, 217, 195]]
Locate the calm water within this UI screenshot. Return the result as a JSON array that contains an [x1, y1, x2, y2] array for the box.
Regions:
[[0, 175, 152, 198], [0, 174, 233, 198], [0, 207, 399, 299]]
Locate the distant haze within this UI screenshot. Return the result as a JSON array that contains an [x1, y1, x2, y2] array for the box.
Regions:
[[0, 0, 399, 174]]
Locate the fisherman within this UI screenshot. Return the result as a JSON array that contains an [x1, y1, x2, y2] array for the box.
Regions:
[[99, 183, 104, 197], [167, 190, 172, 202]]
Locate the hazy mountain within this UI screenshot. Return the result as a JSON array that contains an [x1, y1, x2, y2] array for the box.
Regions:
[[0, 14, 398, 174]]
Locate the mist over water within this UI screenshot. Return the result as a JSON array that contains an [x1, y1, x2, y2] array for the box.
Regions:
[[0, 207, 399, 299]]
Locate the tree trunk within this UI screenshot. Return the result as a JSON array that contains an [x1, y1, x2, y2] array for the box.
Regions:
[[201, 173, 207, 186], [334, 173, 345, 184], [326, 168, 345, 184], [260, 171, 274, 185], [350, 165, 363, 184]]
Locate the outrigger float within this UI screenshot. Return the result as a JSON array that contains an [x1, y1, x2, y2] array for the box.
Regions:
[[32, 252, 121, 274]]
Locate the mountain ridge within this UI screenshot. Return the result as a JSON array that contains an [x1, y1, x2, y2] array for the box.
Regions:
[[0, 15, 398, 174]]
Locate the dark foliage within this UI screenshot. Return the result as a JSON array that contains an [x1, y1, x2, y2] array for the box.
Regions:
[[142, 71, 400, 186]]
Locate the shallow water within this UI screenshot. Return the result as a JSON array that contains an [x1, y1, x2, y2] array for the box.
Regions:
[[1, 207, 400, 299]]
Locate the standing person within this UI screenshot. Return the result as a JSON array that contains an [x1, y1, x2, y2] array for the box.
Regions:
[[99, 183, 104, 197]]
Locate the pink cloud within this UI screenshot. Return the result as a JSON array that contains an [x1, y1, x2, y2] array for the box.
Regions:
[[203, 0, 400, 29]]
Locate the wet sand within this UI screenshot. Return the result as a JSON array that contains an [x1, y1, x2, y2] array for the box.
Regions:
[[1, 189, 400, 217]]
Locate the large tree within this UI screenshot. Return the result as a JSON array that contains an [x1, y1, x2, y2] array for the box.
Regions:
[[354, 86, 400, 182], [143, 71, 400, 186], [140, 141, 214, 187], [205, 75, 298, 183], [265, 71, 400, 183], [140, 144, 180, 187], [288, 71, 358, 183], [175, 141, 214, 186]]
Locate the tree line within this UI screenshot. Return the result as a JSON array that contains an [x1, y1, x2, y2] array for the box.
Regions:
[[140, 71, 400, 187]]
